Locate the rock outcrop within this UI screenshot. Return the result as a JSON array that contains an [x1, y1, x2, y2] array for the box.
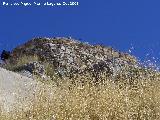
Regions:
[[6, 37, 137, 79], [17, 61, 46, 79]]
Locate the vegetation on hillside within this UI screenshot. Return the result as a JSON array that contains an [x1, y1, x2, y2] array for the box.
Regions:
[[1, 38, 160, 119], [1, 58, 160, 119]]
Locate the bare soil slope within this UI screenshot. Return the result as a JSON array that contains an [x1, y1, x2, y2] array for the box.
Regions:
[[0, 67, 39, 112]]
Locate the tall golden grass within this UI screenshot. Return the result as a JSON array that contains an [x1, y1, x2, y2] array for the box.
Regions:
[[1, 54, 160, 119], [1, 68, 160, 120]]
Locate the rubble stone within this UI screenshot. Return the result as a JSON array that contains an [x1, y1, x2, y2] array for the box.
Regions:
[[8, 37, 138, 79]]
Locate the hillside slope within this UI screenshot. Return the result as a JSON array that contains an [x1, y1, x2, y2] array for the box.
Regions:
[[1, 38, 160, 119], [4, 37, 138, 80], [0, 67, 40, 112]]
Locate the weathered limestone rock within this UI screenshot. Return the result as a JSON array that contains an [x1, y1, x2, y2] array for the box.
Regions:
[[7, 37, 137, 79]]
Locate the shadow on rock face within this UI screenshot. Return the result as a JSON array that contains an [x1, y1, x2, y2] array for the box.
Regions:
[[1, 50, 11, 61]]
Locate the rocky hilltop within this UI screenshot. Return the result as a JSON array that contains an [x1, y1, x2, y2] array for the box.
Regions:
[[5, 37, 138, 79]]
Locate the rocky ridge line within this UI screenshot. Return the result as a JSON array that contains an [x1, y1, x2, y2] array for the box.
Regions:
[[6, 37, 138, 79]]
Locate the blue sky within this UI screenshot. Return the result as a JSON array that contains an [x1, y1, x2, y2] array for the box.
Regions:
[[0, 0, 160, 65]]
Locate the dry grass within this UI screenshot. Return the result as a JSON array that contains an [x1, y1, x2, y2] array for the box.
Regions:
[[1, 54, 160, 119], [3, 55, 39, 71], [1, 69, 160, 120]]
